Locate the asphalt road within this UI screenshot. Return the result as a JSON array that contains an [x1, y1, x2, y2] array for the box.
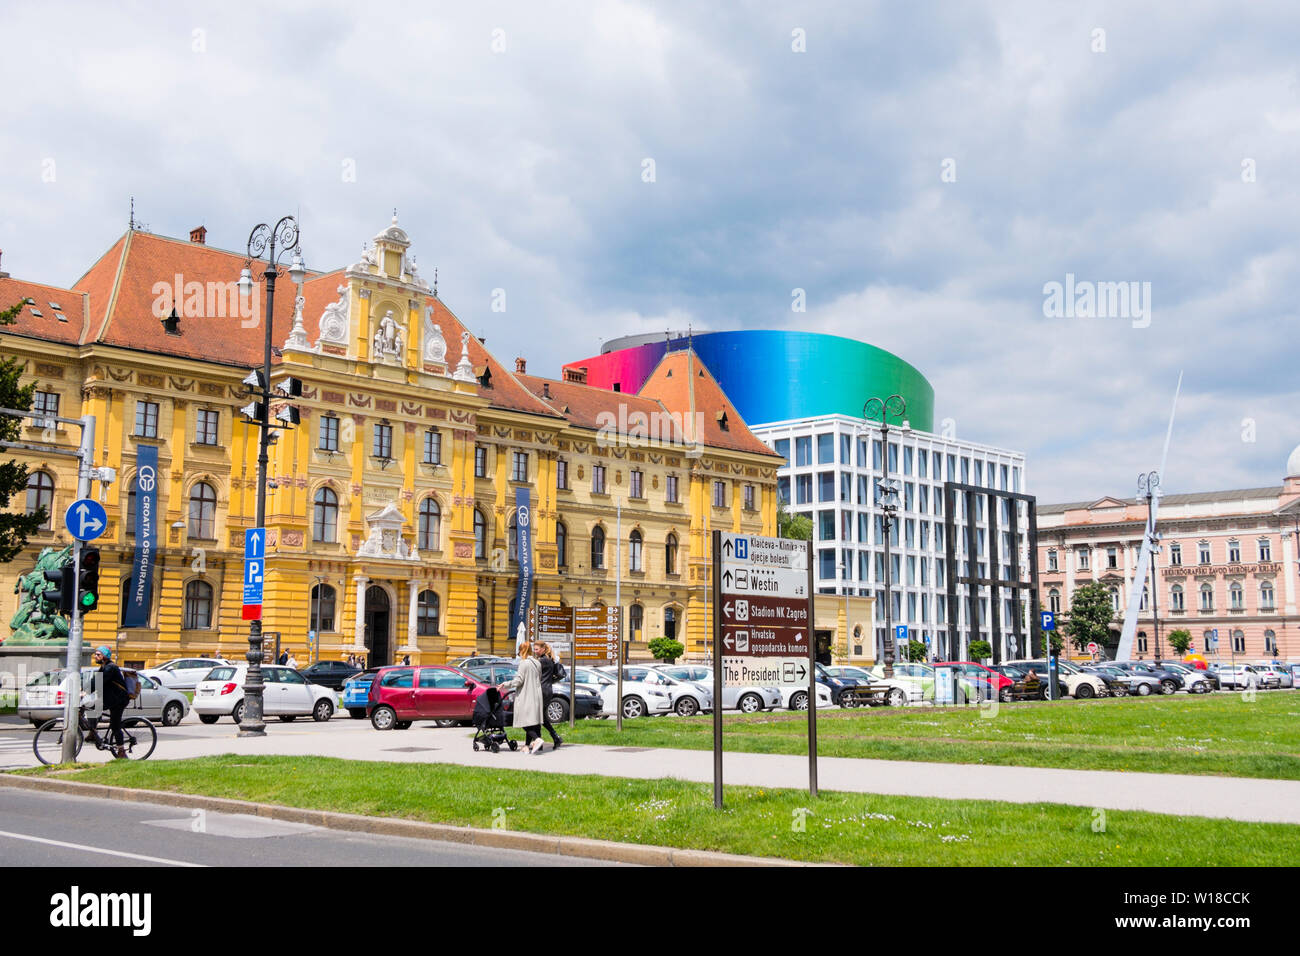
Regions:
[[0, 786, 623, 867]]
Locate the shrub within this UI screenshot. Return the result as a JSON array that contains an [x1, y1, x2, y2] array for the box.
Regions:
[[648, 637, 685, 664]]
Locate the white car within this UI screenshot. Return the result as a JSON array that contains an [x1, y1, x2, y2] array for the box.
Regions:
[[779, 681, 834, 711], [192, 664, 335, 723], [620, 665, 713, 716], [140, 657, 235, 692], [1251, 662, 1293, 689], [593, 667, 674, 719], [655, 664, 782, 713], [1215, 664, 1263, 690], [18, 668, 191, 727]]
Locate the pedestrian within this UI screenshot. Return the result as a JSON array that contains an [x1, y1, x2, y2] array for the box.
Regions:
[[402, 654, 410, 665], [502, 641, 544, 754], [535, 640, 564, 749], [286, 651, 299, 669], [88, 646, 130, 759], [278, 650, 288, 665]]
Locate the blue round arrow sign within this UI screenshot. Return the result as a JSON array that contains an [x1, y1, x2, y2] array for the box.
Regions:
[[65, 498, 108, 541]]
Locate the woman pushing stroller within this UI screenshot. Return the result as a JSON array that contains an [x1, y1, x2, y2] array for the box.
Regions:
[[501, 640, 545, 755]]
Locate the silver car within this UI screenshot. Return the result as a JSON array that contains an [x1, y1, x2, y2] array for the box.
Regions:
[[19, 667, 190, 727]]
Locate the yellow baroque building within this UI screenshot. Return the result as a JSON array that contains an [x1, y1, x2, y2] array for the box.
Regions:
[[1, 218, 780, 668]]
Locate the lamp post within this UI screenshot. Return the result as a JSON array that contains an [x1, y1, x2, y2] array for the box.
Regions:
[[236, 216, 305, 737], [1138, 471, 1162, 660], [864, 395, 905, 679]]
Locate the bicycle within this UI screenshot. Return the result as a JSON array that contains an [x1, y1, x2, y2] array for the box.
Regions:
[[33, 705, 157, 765]]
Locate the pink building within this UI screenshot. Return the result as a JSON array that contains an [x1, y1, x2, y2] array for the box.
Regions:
[[1037, 447, 1300, 662]]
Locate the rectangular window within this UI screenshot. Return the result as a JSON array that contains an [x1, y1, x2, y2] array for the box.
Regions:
[[593, 464, 606, 494], [511, 451, 528, 482], [1169, 542, 1182, 566], [423, 429, 442, 465], [818, 472, 835, 502], [873, 440, 883, 470], [778, 476, 790, 505], [817, 433, 834, 464], [947, 454, 956, 481], [1107, 547, 1118, 569], [819, 549, 836, 581], [744, 484, 755, 511], [819, 511, 835, 541], [840, 473, 851, 502], [796, 474, 812, 504], [973, 460, 983, 486], [32, 390, 59, 427], [195, 409, 218, 445], [1047, 550, 1058, 571], [888, 444, 898, 473], [1228, 542, 1240, 563], [1000, 464, 1009, 490], [961, 457, 970, 483], [557, 458, 569, 490], [917, 451, 928, 479], [135, 401, 159, 438], [319, 415, 339, 451], [1259, 540, 1271, 562], [795, 436, 812, 466], [841, 511, 852, 542], [858, 512, 870, 543], [774, 438, 790, 462], [475, 445, 487, 478], [919, 521, 930, 550], [372, 423, 393, 459], [666, 474, 678, 503], [918, 485, 929, 514], [1077, 548, 1090, 570], [840, 434, 851, 464], [903, 447, 913, 476], [630, 469, 644, 499], [905, 519, 915, 548], [1198, 543, 1211, 565], [713, 480, 727, 508]]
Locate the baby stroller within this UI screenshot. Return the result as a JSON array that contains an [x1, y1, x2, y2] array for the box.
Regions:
[[472, 686, 518, 753]]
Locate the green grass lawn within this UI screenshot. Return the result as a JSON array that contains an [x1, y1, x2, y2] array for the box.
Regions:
[[19, 755, 1300, 866], [559, 691, 1300, 779]]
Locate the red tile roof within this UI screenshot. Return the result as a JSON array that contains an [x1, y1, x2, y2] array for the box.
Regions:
[[638, 349, 779, 458], [515, 372, 689, 444], [0, 276, 89, 346]]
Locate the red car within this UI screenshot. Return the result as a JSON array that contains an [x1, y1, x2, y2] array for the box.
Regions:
[[935, 661, 1015, 701], [366, 664, 492, 730]]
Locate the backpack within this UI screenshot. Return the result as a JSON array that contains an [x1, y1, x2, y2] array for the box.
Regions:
[[551, 661, 567, 683], [121, 669, 141, 700]]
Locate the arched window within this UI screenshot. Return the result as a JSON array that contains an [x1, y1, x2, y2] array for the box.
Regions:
[[665, 533, 678, 575], [629, 529, 643, 572], [1137, 631, 1148, 654], [1229, 581, 1244, 609], [125, 476, 138, 537], [1170, 584, 1184, 611], [311, 584, 336, 632], [417, 590, 440, 636], [1203, 629, 1215, 650], [629, 603, 644, 640], [1048, 588, 1061, 614], [508, 512, 519, 561], [1260, 581, 1275, 610], [313, 487, 338, 542], [418, 498, 440, 551], [1231, 629, 1245, 653], [555, 521, 567, 568], [26, 471, 54, 529], [183, 580, 213, 629], [1264, 629, 1277, 654], [474, 509, 486, 559], [591, 526, 606, 569], [1199, 583, 1215, 611], [663, 605, 678, 640], [1140, 584, 1149, 611], [188, 482, 217, 539]]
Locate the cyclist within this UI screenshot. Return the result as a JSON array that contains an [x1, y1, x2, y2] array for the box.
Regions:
[[85, 645, 130, 758]]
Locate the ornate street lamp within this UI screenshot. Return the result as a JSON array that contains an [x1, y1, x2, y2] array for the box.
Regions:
[[236, 215, 302, 737], [864, 394, 906, 679]]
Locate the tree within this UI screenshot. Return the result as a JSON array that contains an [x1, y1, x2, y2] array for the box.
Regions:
[[1063, 582, 1115, 653], [0, 298, 43, 563], [777, 501, 812, 541], [905, 638, 927, 662], [1166, 628, 1192, 656], [648, 636, 684, 664], [968, 639, 992, 661]]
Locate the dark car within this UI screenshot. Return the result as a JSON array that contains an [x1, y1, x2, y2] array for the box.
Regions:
[[813, 662, 864, 707], [1084, 663, 1160, 697], [465, 662, 604, 723], [1114, 661, 1182, 695], [298, 659, 362, 690], [1155, 660, 1220, 692], [995, 663, 1067, 701]]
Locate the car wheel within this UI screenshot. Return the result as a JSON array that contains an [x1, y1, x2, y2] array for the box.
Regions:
[[548, 698, 570, 723], [999, 687, 1012, 703], [231, 700, 246, 724], [738, 693, 762, 714], [371, 705, 397, 730], [313, 698, 333, 722], [433, 718, 459, 728], [278, 715, 296, 722], [790, 691, 809, 711], [1075, 683, 1095, 700], [161, 701, 184, 727], [887, 688, 906, 707], [622, 696, 646, 719], [1161, 679, 1178, 695], [198, 714, 219, 724], [1137, 683, 1152, 696], [348, 708, 366, 719], [1039, 685, 1052, 701]]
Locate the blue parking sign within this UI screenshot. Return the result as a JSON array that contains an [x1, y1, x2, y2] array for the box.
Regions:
[[1041, 611, 1056, 631], [895, 624, 908, 641]]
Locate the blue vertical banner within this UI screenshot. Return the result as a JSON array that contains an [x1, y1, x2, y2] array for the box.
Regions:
[[124, 444, 159, 628], [512, 486, 533, 640]]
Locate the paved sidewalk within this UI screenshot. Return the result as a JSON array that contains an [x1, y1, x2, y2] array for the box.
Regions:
[[12, 720, 1298, 825]]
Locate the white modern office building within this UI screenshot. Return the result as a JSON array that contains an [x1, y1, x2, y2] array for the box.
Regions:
[[753, 415, 1029, 661]]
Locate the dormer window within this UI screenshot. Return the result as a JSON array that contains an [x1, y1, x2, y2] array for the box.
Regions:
[[716, 410, 729, 431]]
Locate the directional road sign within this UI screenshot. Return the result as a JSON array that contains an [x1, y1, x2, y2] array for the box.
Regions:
[[719, 533, 811, 686], [572, 605, 620, 662], [65, 498, 107, 542], [242, 527, 266, 621]]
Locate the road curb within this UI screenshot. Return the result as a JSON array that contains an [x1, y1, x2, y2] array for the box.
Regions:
[[0, 773, 816, 867]]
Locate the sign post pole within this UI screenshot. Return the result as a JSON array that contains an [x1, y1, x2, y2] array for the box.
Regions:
[[60, 415, 94, 764], [806, 537, 817, 798], [712, 530, 723, 810], [570, 633, 576, 732]]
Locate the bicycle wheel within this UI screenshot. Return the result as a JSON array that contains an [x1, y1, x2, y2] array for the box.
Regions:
[[33, 718, 84, 766], [122, 717, 157, 760]]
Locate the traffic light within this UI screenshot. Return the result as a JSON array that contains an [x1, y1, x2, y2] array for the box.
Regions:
[[78, 547, 101, 613], [41, 564, 74, 614]]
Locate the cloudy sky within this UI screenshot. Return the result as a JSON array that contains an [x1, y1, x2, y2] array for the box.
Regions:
[[2, 1, 1297, 502]]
